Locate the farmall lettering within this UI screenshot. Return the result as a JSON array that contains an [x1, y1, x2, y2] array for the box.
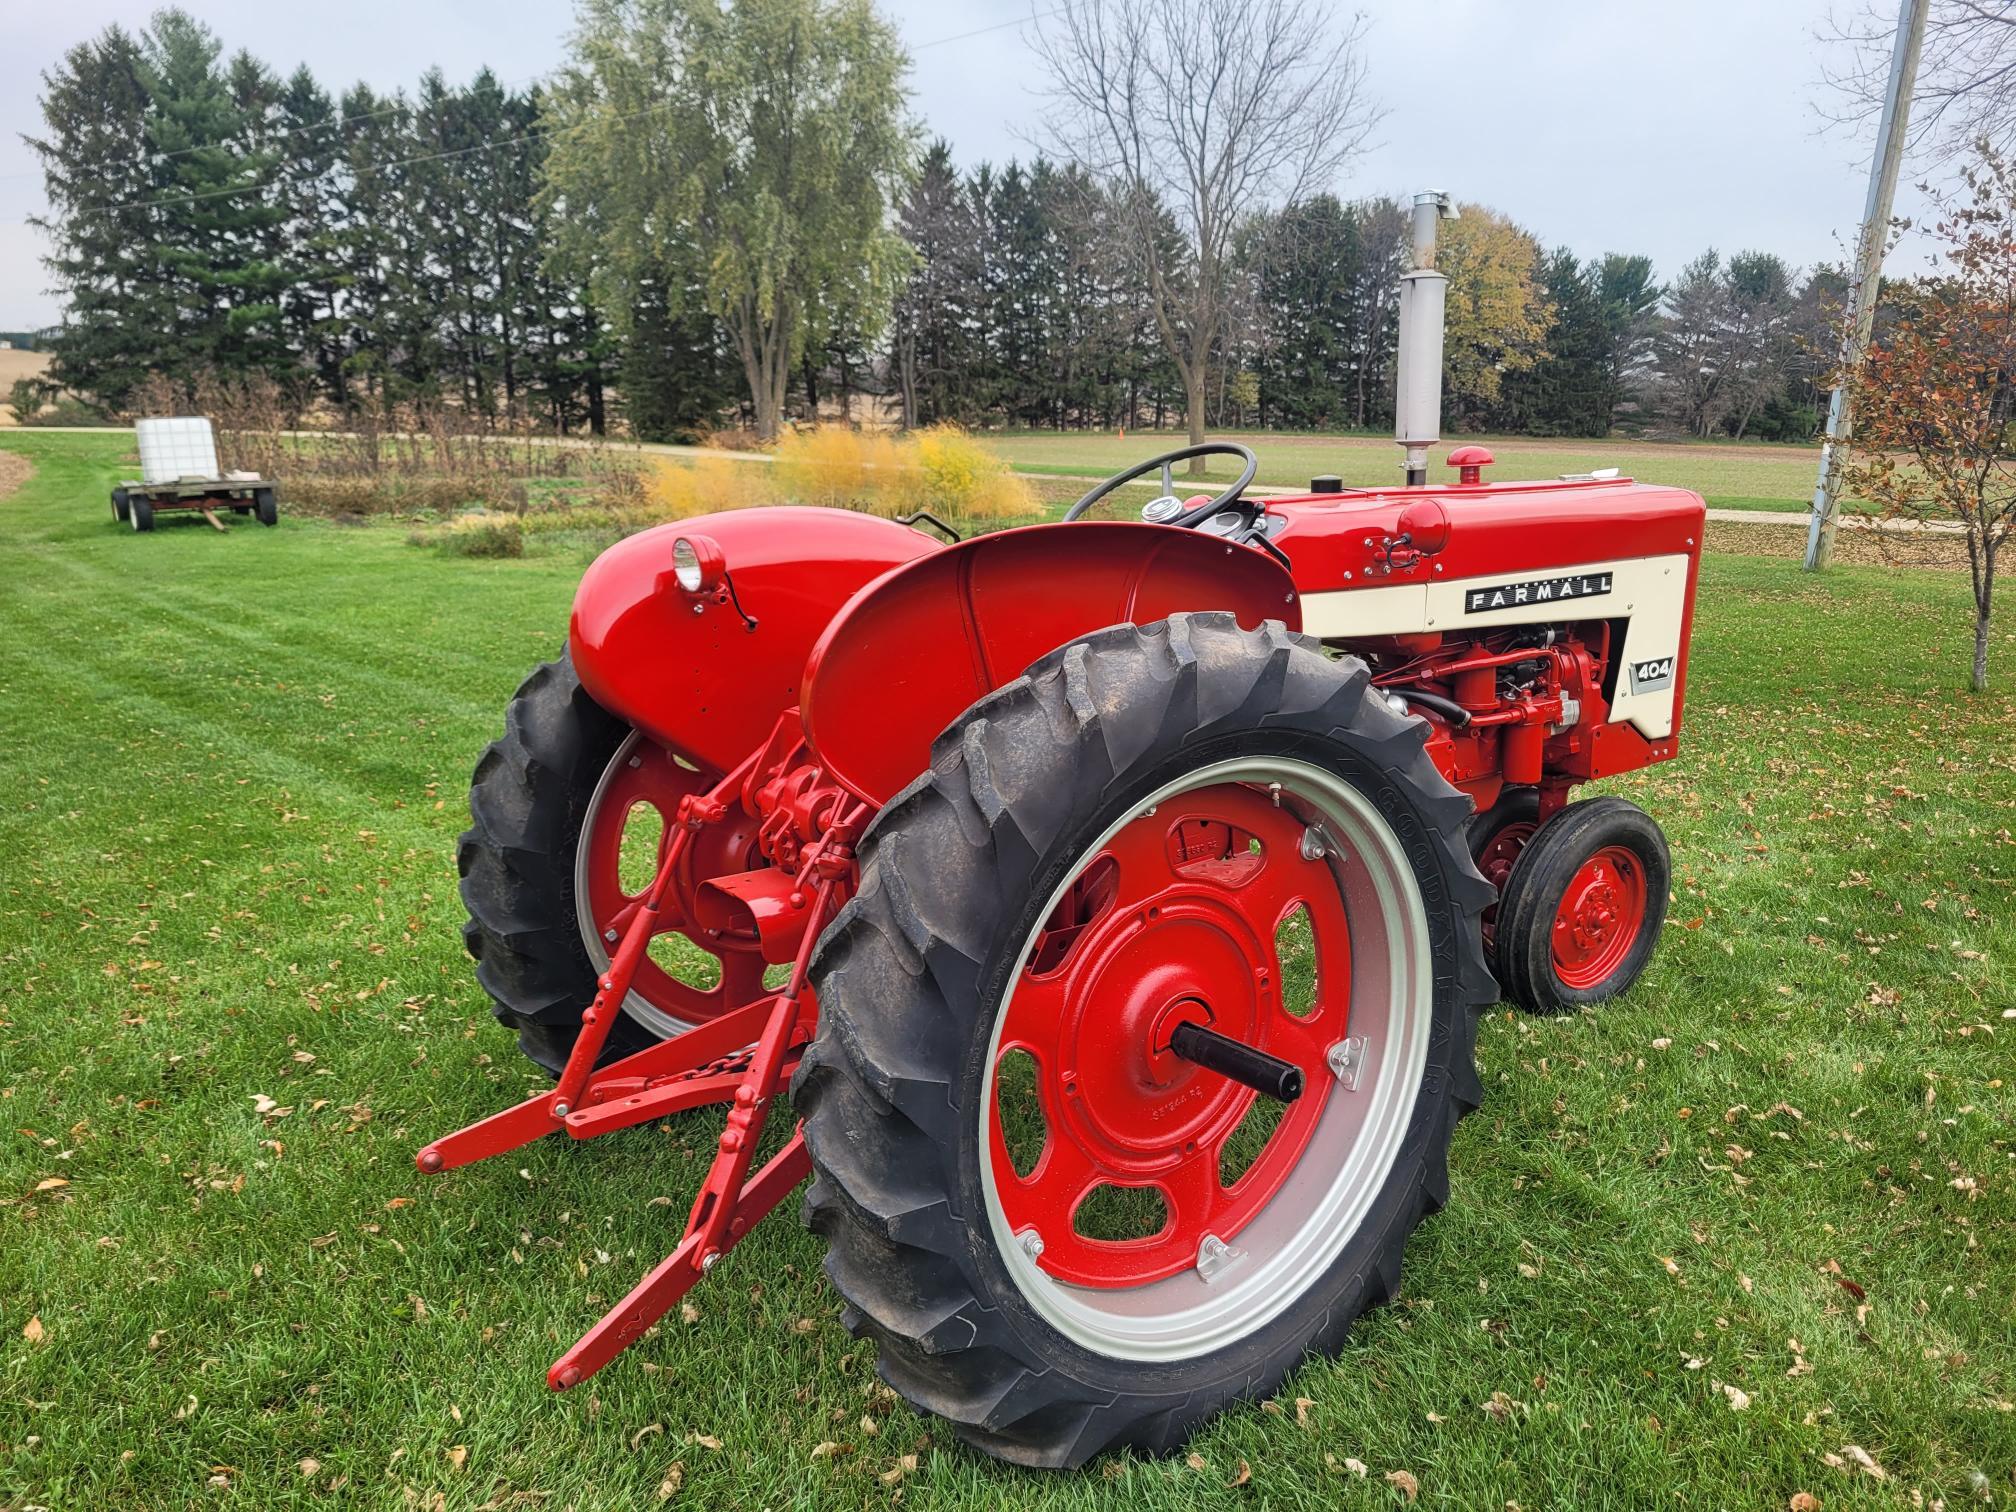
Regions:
[[1463, 571, 1614, 614]]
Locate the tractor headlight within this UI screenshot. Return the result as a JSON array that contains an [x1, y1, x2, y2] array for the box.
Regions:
[[671, 533, 726, 595], [673, 537, 704, 592]]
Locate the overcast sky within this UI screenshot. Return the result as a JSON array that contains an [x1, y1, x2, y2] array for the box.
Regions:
[[0, 0, 1934, 331]]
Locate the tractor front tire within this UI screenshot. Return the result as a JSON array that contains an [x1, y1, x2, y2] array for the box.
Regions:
[[457, 655, 658, 1075], [1491, 796, 1670, 1014], [796, 614, 1495, 1468]]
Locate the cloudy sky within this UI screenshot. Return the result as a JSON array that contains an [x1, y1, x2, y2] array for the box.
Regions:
[[0, 0, 1930, 331]]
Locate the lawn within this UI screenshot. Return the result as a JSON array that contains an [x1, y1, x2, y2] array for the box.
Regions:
[[1, 429, 2012, 1510], [986, 429, 1826, 514]]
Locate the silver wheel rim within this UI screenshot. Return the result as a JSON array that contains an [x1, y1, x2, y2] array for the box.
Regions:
[[977, 755, 1436, 1362], [574, 730, 694, 1040]]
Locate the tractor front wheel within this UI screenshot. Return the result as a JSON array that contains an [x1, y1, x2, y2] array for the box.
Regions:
[[796, 614, 1494, 1467], [1491, 796, 1670, 1013]]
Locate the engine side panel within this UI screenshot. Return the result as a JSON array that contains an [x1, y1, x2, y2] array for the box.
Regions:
[[570, 507, 937, 773]]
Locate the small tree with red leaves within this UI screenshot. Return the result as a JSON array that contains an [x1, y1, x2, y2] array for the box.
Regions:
[[1844, 146, 2016, 692]]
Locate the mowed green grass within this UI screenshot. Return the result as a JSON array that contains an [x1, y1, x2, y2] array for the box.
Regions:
[[2, 429, 2013, 1510], [987, 429, 1824, 514]]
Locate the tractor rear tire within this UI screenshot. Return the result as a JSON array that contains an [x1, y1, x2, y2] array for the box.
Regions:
[[255, 489, 278, 526], [795, 614, 1495, 1468], [130, 496, 155, 532], [1491, 796, 1670, 1014], [457, 655, 658, 1075]]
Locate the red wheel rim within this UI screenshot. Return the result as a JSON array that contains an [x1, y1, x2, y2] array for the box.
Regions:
[[575, 734, 768, 1032], [1549, 844, 1648, 990], [1475, 819, 1535, 953], [986, 781, 1350, 1290]]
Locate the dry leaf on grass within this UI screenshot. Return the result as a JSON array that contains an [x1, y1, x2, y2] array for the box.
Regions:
[[22, 1315, 45, 1343], [33, 1177, 68, 1192], [656, 1462, 684, 1502], [1385, 1468, 1420, 1502], [447, 1444, 468, 1470], [1720, 1383, 1752, 1411], [297, 1457, 320, 1477], [1789, 1495, 1818, 1511], [1184, 1453, 1207, 1471], [1227, 1459, 1252, 1487], [630, 1424, 664, 1451], [879, 1453, 919, 1485]]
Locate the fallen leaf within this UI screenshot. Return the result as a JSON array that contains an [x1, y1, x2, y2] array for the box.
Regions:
[[33, 1177, 69, 1193], [656, 1461, 684, 1501], [1342, 1456, 1369, 1478], [446, 1444, 467, 1470], [1294, 1396, 1315, 1427], [1227, 1459, 1252, 1487], [1841, 1444, 1886, 1482], [22, 1315, 44, 1344], [880, 1453, 919, 1485], [1184, 1453, 1206, 1471], [1721, 1383, 1752, 1411], [297, 1458, 320, 1478], [1789, 1495, 1818, 1512], [1386, 1469, 1420, 1502], [690, 1434, 722, 1451], [810, 1441, 841, 1459], [630, 1423, 664, 1451]]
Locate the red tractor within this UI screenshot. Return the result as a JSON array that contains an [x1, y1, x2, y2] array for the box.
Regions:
[[420, 438, 1703, 1467]]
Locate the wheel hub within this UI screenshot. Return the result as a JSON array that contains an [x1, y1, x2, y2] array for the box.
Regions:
[[989, 779, 1356, 1290], [1550, 844, 1648, 989]]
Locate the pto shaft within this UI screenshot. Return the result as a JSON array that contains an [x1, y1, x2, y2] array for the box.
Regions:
[[1169, 1022, 1304, 1103]]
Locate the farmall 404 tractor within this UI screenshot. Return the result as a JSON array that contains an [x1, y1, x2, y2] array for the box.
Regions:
[[419, 194, 1703, 1468]]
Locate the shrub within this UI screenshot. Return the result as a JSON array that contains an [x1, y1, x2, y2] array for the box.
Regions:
[[644, 454, 776, 520], [763, 425, 1037, 524], [911, 424, 1039, 523], [431, 511, 524, 558]]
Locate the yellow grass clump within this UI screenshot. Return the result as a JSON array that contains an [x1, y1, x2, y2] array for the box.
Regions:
[[910, 424, 1040, 522], [766, 425, 1038, 524], [643, 453, 777, 520]]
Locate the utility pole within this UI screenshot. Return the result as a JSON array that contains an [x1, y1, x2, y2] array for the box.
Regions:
[[1806, 0, 1928, 570]]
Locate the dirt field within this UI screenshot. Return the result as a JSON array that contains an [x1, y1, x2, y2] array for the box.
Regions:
[[0, 447, 29, 497], [0, 348, 55, 424]]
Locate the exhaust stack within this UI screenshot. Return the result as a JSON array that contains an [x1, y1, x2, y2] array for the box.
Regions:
[[1395, 190, 1458, 486]]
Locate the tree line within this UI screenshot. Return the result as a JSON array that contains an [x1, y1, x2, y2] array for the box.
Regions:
[[29, 4, 1844, 445]]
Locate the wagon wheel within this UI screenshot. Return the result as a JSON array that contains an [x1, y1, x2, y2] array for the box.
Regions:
[[254, 488, 278, 526], [458, 655, 769, 1074], [1491, 796, 1670, 1014], [112, 488, 130, 523], [797, 614, 1494, 1467], [129, 495, 155, 532]]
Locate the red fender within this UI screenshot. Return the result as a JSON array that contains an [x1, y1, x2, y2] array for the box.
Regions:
[[569, 508, 937, 773], [800, 523, 1301, 805]]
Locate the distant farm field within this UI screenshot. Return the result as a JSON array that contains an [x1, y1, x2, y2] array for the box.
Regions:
[[985, 430, 1822, 514], [0, 349, 54, 425]]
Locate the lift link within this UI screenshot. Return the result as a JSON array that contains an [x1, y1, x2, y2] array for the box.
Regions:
[[416, 759, 858, 1392]]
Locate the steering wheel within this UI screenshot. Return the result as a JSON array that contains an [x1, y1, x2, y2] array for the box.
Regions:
[[1062, 443, 1260, 529]]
